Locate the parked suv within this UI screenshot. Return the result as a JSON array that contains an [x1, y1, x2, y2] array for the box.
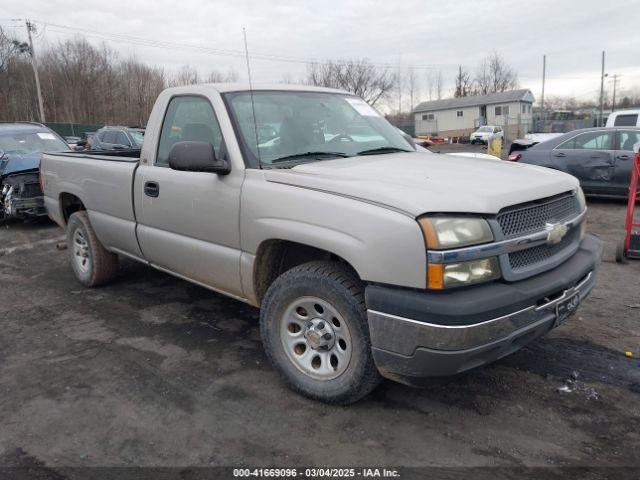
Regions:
[[471, 125, 503, 145], [92, 126, 145, 151]]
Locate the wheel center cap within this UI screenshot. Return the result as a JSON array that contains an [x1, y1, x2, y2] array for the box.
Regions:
[[304, 318, 335, 350]]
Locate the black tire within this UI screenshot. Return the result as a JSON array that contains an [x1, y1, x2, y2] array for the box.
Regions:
[[260, 261, 381, 404], [470, 140, 476, 145], [66, 211, 119, 286], [615, 237, 628, 264]]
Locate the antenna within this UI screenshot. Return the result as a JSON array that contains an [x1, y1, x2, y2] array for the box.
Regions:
[[243, 27, 262, 167]]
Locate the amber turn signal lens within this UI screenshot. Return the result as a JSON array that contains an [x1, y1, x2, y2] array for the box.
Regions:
[[427, 263, 444, 290], [418, 217, 439, 249]]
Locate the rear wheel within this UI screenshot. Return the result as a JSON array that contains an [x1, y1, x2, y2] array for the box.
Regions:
[[260, 261, 381, 404], [67, 211, 119, 286]]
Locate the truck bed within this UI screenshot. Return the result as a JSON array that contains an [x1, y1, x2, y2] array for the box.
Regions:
[[41, 149, 144, 258]]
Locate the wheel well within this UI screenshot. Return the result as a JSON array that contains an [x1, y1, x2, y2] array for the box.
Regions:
[[253, 240, 357, 305], [59, 193, 85, 224]]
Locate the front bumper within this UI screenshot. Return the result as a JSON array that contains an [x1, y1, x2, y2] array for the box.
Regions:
[[366, 234, 603, 384]]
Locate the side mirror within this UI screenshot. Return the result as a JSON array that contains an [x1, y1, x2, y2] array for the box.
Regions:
[[168, 141, 230, 174], [634, 142, 640, 154]]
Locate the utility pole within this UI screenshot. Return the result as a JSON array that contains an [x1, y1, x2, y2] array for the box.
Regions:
[[25, 20, 45, 123], [540, 55, 546, 132], [599, 51, 605, 127]]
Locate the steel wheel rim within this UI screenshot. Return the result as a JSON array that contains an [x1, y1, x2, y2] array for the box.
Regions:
[[280, 296, 352, 380], [73, 228, 91, 274]]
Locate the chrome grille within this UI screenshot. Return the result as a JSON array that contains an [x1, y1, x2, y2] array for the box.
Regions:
[[508, 227, 580, 271], [497, 192, 580, 238]]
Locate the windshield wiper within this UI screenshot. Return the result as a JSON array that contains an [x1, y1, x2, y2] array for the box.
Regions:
[[271, 151, 350, 164], [357, 146, 413, 156]]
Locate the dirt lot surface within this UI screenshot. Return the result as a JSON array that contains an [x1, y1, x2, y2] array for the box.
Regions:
[[0, 198, 639, 473]]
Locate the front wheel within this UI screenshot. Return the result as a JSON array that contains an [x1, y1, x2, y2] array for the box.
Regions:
[[260, 261, 381, 404]]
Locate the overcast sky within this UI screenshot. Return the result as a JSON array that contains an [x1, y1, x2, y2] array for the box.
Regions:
[[4, 0, 640, 110]]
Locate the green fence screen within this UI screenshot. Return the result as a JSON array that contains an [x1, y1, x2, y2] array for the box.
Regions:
[[45, 122, 103, 138]]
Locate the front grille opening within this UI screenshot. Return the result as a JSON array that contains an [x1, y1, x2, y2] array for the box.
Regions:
[[497, 192, 580, 238], [508, 227, 579, 271]]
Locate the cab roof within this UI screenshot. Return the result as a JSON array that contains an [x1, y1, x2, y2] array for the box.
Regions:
[[162, 83, 351, 96]]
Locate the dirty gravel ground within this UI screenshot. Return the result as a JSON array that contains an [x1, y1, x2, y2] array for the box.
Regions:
[[0, 198, 639, 473]]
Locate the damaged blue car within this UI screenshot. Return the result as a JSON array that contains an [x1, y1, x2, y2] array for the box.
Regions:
[[0, 122, 69, 220]]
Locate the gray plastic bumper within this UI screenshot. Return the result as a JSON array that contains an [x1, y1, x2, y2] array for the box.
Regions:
[[366, 234, 603, 383]]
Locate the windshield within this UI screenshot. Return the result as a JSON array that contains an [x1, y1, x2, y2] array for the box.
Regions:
[[224, 91, 412, 166], [128, 130, 145, 146], [477, 127, 493, 132], [0, 131, 69, 155]]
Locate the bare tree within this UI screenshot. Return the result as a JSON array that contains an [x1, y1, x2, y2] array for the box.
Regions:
[[424, 70, 443, 101], [206, 68, 238, 83], [406, 68, 418, 110], [425, 70, 434, 101], [306, 59, 395, 106], [171, 65, 200, 86], [454, 65, 473, 98], [435, 70, 443, 100], [474, 53, 518, 95]]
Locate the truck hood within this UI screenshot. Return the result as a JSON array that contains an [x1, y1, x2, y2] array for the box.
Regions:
[[264, 151, 578, 216]]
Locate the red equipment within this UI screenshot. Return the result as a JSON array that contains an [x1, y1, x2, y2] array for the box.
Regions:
[[616, 145, 640, 262]]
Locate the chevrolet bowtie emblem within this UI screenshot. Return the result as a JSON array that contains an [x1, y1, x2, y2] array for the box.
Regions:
[[545, 222, 568, 245]]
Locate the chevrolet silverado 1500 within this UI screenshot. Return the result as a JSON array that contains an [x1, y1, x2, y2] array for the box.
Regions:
[[41, 84, 603, 404]]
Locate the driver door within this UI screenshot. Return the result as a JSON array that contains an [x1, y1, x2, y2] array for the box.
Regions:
[[134, 95, 244, 298]]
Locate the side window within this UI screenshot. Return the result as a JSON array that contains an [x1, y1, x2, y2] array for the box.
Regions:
[[103, 131, 118, 144], [156, 96, 223, 166], [116, 131, 130, 146], [617, 130, 640, 151], [613, 114, 638, 127], [572, 131, 612, 150], [495, 106, 502, 116], [556, 137, 575, 150]]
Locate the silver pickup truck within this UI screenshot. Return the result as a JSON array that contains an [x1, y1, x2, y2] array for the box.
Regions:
[[41, 84, 603, 404]]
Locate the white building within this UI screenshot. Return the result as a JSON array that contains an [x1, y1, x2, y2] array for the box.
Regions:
[[413, 89, 535, 139]]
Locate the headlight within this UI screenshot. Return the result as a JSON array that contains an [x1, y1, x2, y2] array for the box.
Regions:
[[418, 216, 493, 249], [576, 187, 586, 212], [428, 257, 501, 289]]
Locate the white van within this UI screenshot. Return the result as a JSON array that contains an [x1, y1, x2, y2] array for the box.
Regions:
[[606, 110, 640, 128]]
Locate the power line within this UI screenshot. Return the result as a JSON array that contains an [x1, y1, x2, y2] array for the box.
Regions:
[[37, 19, 444, 70]]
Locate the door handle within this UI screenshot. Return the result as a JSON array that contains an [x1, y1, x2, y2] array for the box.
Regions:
[[617, 154, 630, 159], [554, 152, 566, 157], [144, 181, 159, 197]]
